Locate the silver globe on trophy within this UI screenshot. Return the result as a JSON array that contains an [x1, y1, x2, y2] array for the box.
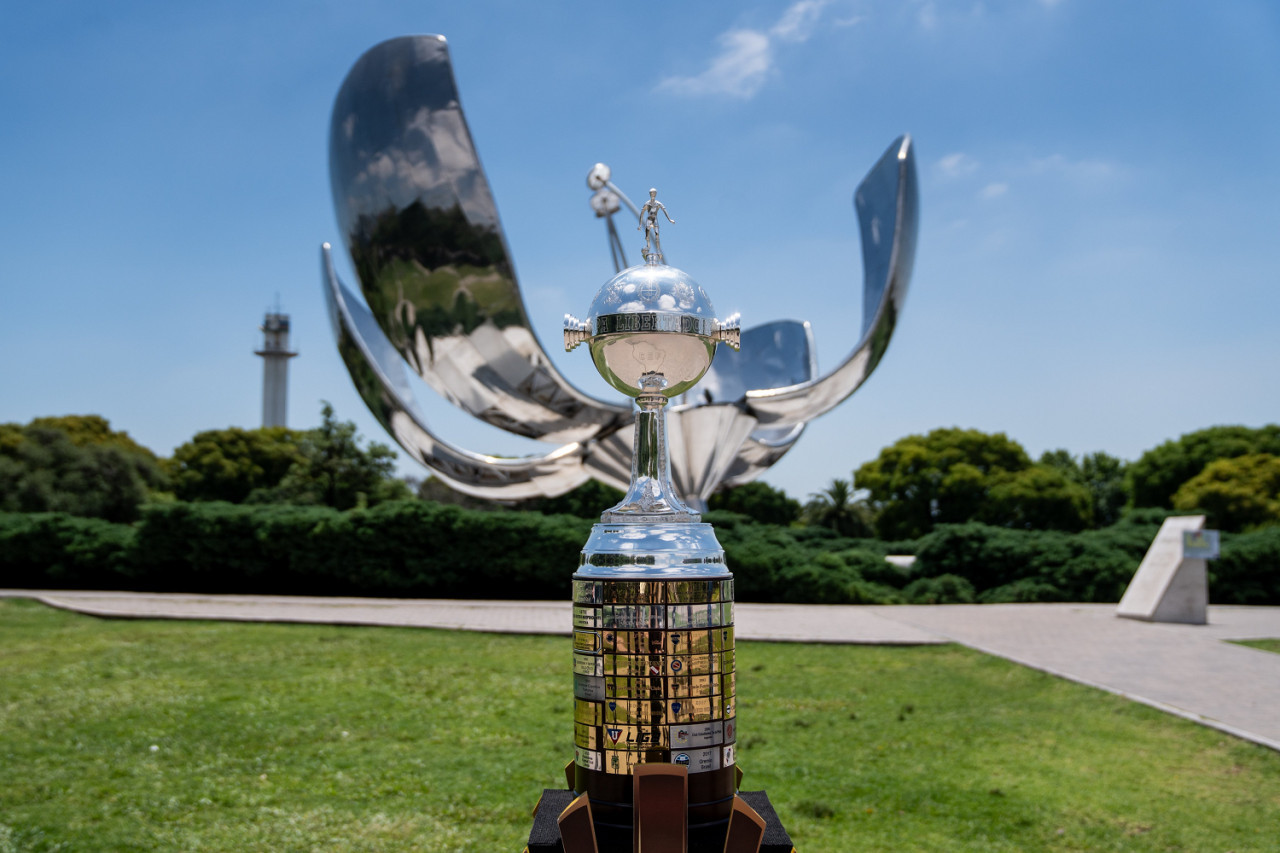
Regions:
[[557, 196, 778, 852]]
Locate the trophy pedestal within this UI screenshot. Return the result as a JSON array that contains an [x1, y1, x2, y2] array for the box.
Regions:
[[524, 787, 795, 853]]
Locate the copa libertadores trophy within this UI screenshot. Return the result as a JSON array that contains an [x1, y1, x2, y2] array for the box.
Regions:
[[530, 195, 789, 853]]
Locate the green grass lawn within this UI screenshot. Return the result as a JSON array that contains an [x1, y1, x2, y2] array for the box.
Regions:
[[2, 599, 1278, 852], [1233, 638, 1280, 654]]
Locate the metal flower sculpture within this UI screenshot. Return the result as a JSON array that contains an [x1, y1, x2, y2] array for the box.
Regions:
[[321, 35, 918, 508]]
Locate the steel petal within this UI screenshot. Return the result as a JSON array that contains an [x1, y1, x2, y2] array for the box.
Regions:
[[328, 35, 628, 444]]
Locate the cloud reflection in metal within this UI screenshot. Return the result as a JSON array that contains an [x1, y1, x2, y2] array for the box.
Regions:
[[320, 35, 918, 506]]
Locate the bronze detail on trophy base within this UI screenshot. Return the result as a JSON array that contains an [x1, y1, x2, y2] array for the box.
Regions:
[[723, 796, 769, 852], [632, 764, 688, 852], [555, 793, 598, 853], [525, 783, 794, 853]]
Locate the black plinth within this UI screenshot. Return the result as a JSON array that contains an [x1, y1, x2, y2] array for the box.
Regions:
[[526, 788, 794, 852]]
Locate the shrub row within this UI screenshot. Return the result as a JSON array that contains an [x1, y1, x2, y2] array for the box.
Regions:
[[0, 502, 590, 600], [1, 503, 1276, 605]]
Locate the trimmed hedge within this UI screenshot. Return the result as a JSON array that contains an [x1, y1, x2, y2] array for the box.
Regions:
[[0, 512, 134, 589], [704, 511, 909, 604], [2, 503, 1277, 605], [911, 516, 1161, 603], [1, 502, 590, 600], [1212, 524, 1280, 604]]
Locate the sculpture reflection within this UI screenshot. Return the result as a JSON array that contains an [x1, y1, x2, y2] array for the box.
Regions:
[[329, 34, 628, 445]]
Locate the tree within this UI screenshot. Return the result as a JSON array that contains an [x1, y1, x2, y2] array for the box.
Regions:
[[1128, 425, 1280, 508], [258, 403, 409, 510], [1172, 453, 1280, 532], [0, 417, 166, 522], [168, 426, 305, 503], [803, 478, 874, 538], [709, 481, 801, 526], [1039, 449, 1130, 527], [854, 428, 1032, 539], [27, 415, 159, 462], [983, 465, 1092, 532], [1080, 451, 1129, 527]]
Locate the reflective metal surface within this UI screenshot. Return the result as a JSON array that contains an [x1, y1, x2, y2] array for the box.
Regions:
[[575, 260, 733, 400], [587, 162, 642, 273], [321, 35, 919, 505], [682, 319, 815, 493], [565, 217, 741, 524], [322, 243, 596, 498], [578, 523, 729, 575], [328, 35, 629, 444]]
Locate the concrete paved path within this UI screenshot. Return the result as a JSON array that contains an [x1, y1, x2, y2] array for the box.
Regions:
[[0, 590, 947, 643], [4, 590, 1279, 752], [883, 603, 1280, 752]]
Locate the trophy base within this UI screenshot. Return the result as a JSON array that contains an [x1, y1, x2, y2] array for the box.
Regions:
[[524, 788, 795, 852]]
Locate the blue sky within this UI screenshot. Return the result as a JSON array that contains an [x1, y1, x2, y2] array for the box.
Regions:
[[2, 1, 1278, 500]]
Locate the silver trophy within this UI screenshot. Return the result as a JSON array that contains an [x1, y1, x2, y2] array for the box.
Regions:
[[565, 197, 746, 849], [320, 35, 919, 509]]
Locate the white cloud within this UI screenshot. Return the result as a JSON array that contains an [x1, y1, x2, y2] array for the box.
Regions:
[[930, 151, 1123, 205], [771, 0, 831, 42], [1030, 154, 1121, 182], [1026, 154, 1126, 192], [938, 152, 979, 178], [657, 30, 773, 99], [912, 0, 992, 31], [657, 1, 835, 99]]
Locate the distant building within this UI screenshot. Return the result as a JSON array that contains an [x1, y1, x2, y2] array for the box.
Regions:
[[255, 311, 297, 427]]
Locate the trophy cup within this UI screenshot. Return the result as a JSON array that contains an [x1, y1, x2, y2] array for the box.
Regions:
[[536, 196, 788, 853]]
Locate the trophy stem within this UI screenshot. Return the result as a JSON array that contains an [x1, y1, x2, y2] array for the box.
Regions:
[[601, 383, 698, 524]]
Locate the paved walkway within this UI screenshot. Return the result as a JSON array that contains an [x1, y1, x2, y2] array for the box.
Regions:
[[4, 590, 1279, 752]]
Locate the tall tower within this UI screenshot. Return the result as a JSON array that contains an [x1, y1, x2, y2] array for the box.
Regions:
[[255, 311, 298, 428]]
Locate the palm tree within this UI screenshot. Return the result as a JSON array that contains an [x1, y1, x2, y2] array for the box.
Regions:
[[805, 478, 874, 538]]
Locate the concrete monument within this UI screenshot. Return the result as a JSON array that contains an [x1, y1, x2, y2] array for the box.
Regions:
[[1117, 515, 1210, 624]]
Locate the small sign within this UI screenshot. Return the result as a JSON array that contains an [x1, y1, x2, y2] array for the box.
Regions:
[[573, 674, 605, 702], [669, 721, 724, 748], [575, 746, 602, 771], [573, 652, 603, 677], [679, 746, 721, 773], [1183, 529, 1220, 560]]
